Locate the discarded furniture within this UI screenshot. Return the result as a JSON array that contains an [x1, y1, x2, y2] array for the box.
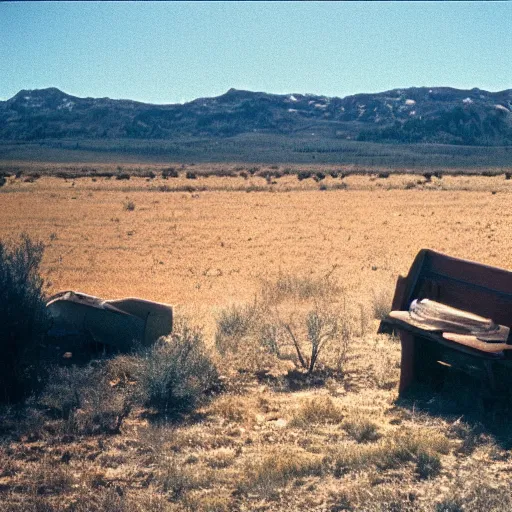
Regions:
[[46, 291, 173, 351], [380, 249, 512, 394]]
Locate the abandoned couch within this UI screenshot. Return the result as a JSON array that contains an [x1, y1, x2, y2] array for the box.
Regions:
[[46, 291, 173, 351]]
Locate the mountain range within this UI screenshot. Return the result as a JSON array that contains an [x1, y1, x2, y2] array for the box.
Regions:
[[1, 86, 512, 146]]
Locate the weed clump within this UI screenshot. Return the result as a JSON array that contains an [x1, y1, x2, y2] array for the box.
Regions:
[[372, 287, 393, 321], [326, 429, 450, 478], [260, 271, 340, 304], [239, 448, 323, 498], [215, 303, 260, 355], [342, 417, 381, 443], [290, 397, 343, 427], [39, 364, 132, 435], [415, 451, 441, 479]]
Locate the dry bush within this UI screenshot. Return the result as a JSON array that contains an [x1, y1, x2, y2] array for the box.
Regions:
[[448, 420, 487, 455], [271, 305, 350, 374], [372, 287, 393, 321], [373, 429, 450, 471], [214, 302, 261, 355], [0, 234, 49, 402], [208, 394, 253, 424], [260, 270, 340, 305], [435, 484, 512, 512], [326, 428, 451, 478], [25, 456, 75, 496], [204, 448, 236, 469], [258, 271, 350, 374], [290, 396, 343, 427], [370, 335, 401, 389], [215, 273, 351, 375], [157, 455, 210, 500], [331, 484, 419, 512], [415, 450, 441, 479], [342, 417, 381, 443], [38, 364, 132, 435], [136, 320, 218, 417], [214, 302, 280, 373], [184, 492, 232, 512], [358, 302, 371, 337], [0, 487, 174, 512], [239, 447, 323, 498]]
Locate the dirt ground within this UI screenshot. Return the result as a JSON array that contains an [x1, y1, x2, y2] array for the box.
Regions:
[[1, 171, 511, 330], [1, 169, 512, 511]]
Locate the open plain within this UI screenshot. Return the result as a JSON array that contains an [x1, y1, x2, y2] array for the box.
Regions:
[[2, 164, 512, 511]]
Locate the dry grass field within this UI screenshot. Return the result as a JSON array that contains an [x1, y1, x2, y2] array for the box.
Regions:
[[1, 164, 512, 511]]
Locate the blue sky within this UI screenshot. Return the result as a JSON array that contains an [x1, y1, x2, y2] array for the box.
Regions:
[[2, 1, 511, 104]]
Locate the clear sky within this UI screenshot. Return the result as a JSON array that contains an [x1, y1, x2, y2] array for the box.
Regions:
[[2, 1, 511, 104]]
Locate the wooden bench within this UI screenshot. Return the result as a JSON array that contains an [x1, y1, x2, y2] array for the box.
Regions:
[[379, 249, 512, 395]]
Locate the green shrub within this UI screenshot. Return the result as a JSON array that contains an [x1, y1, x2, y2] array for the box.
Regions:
[[137, 321, 218, 416], [0, 234, 48, 402]]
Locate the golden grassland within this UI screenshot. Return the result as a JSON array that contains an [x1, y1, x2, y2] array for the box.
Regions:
[[1, 166, 512, 511]]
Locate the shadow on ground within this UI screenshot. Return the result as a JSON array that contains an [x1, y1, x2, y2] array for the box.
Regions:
[[396, 368, 512, 449]]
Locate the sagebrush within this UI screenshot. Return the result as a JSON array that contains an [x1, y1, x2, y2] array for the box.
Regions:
[[0, 234, 48, 402]]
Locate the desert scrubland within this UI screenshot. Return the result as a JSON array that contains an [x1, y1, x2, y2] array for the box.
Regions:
[[1, 164, 512, 511]]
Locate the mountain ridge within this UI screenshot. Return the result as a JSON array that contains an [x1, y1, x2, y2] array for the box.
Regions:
[[1, 86, 512, 145]]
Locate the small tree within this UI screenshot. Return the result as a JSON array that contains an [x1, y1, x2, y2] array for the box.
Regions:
[[0, 234, 48, 402]]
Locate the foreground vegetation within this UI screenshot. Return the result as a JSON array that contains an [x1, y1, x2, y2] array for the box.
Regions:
[[2, 239, 512, 511], [2, 174, 512, 510]]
